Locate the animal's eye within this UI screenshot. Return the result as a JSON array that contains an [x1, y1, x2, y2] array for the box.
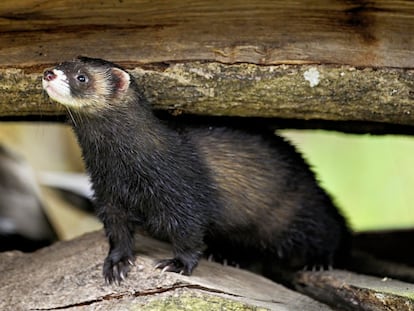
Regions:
[[77, 75, 88, 83]]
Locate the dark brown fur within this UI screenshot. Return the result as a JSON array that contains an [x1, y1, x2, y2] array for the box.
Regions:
[[43, 57, 350, 284]]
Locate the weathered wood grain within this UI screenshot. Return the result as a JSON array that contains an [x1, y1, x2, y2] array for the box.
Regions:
[[0, 0, 412, 68], [0, 230, 332, 311], [2, 229, 414, 310], [294, 270, 414, 311]]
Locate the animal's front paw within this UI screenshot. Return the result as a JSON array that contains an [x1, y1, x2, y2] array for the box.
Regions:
[[155, 258, 193, 275], [103, 252, 135, 284]]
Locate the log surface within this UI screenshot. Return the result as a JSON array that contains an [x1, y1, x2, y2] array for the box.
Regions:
[[1, 63, 414, 129], [2, 230, 414, 311], [0, 0, 413, 68], [294, 270, 414, 311], [0, 231, 331, 311], [0, 1, 413, 129]]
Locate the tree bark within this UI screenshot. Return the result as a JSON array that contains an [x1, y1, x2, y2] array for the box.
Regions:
[[0, 0, 413, 132], [1, 63, 414, 130]]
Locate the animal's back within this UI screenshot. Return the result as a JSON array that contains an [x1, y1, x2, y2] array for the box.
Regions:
[[186, 126, 348, 268]]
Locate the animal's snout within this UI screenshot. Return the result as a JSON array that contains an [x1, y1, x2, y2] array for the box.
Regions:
[[43, 70, 57, 81]]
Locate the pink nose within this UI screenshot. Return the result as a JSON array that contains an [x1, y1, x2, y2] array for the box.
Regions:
[[43, 70, 56, 81]]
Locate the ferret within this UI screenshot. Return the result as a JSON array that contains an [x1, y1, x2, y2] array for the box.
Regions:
[[42, 57, 350, 284]]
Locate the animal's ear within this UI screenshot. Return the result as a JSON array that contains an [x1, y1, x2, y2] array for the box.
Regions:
[[111, 67, 130, 93]]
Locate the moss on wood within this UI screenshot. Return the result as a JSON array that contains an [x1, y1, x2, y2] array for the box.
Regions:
[[1, 63, 413, 127]]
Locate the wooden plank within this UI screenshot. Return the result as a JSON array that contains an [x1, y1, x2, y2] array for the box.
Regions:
[[0, 0, 413, 68]]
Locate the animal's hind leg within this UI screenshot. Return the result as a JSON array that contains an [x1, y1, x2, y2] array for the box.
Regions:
[[155, 224, 205, 275]]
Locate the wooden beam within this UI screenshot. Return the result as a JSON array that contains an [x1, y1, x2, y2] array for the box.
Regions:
[[0, 1, 413, 130], [0, 1, 413, 68], [1, 63, 413, 129]]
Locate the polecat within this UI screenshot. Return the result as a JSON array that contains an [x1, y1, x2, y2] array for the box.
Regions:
[[42, 57, 350, 284]]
